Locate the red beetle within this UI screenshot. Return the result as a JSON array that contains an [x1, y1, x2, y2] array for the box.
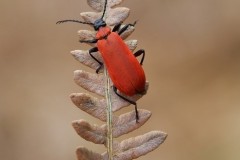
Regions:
[[57, 0, 146, 122]]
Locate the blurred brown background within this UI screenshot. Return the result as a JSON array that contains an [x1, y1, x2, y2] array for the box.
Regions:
[[1, 0, 240, 160]]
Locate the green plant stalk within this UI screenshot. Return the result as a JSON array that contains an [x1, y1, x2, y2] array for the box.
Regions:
[[104, 67, 113, 160]]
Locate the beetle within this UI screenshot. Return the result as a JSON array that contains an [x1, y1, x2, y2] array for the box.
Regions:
[[57, 0, 146, 122]]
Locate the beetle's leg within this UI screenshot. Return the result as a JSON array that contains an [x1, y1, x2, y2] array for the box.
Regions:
[[89, 47, 103, 73], [112, 23, 122, 32], [113, 86, 139, 123], [134, 49, 145, 65], [80, 39, 98, 44], [118, 21, 137, 35]]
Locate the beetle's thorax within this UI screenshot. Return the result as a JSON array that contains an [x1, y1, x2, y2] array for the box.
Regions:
[[96, 27, 111, 40]]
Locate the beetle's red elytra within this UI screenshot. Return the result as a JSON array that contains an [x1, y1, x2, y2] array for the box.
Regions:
[[97, 27, 146, 96], [57, 0, 146, 122]]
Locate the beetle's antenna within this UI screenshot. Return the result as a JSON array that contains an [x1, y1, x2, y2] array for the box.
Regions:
[[56, 19, 93, 25], [101, 0, 108, 20]]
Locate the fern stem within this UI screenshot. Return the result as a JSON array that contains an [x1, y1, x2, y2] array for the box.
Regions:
[[104, 68, 113, 160]]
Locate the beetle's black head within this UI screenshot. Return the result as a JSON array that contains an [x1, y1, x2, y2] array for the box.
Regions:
[[93, 19, 106, 31]]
